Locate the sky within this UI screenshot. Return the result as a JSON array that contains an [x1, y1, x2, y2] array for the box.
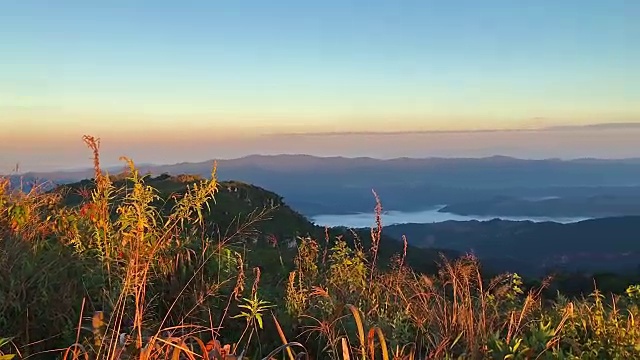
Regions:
[[1, 0, 639, 171]]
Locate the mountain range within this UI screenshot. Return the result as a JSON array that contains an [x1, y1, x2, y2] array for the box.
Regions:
[[9, 155, 640, 218]]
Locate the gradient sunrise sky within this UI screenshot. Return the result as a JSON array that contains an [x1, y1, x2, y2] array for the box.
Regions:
[[1, 1, 639, 171]]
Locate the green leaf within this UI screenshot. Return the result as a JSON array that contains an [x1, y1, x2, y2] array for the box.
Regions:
[[512, 338, 522, 353], [231, 311, 251, 319], [0, 338, 12, 347]]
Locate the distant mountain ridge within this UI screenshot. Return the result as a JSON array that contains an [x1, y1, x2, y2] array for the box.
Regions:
[[440, 194, 640, 218], [8, 154, 640, 217], [8, 154, 640, 179]]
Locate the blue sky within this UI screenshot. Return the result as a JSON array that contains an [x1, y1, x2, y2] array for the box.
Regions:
[[1, 1, 639, 170]]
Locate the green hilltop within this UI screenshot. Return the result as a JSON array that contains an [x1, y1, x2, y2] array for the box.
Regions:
[[51, 172, 457, 276], [55, 173, 314, 240]]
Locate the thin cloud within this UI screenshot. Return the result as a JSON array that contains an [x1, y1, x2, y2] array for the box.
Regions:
[[268, 128, 532, 137], [545, 122, 640, 131], [267, 122, 640, 137]]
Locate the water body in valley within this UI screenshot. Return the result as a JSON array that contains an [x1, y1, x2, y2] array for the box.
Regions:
[[311, 205, 591, 228]]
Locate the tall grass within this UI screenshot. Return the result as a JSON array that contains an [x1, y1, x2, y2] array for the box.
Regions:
[[2, 136, 640, 359]]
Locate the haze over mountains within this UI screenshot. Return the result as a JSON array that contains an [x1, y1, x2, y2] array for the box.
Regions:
[[9, 154, 640, 219], [5, 122, 640, 172]]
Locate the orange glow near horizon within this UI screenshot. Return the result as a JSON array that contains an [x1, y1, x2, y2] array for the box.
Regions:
[[4, 123, 640, 173]]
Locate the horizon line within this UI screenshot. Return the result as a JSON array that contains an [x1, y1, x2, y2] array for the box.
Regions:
[[8, 153, 640, 177]]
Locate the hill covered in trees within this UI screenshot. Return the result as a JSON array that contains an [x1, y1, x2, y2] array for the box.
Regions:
[[385, 216, 640, 277]]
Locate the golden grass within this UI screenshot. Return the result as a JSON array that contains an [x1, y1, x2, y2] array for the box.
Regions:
[[2, 135, 640, 360]]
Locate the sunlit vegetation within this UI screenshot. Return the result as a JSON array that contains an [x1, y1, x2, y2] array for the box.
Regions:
[[1, 136, 640, 360]]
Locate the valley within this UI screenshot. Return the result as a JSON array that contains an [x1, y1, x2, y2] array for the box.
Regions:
[[11, 155, 640, 279]]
